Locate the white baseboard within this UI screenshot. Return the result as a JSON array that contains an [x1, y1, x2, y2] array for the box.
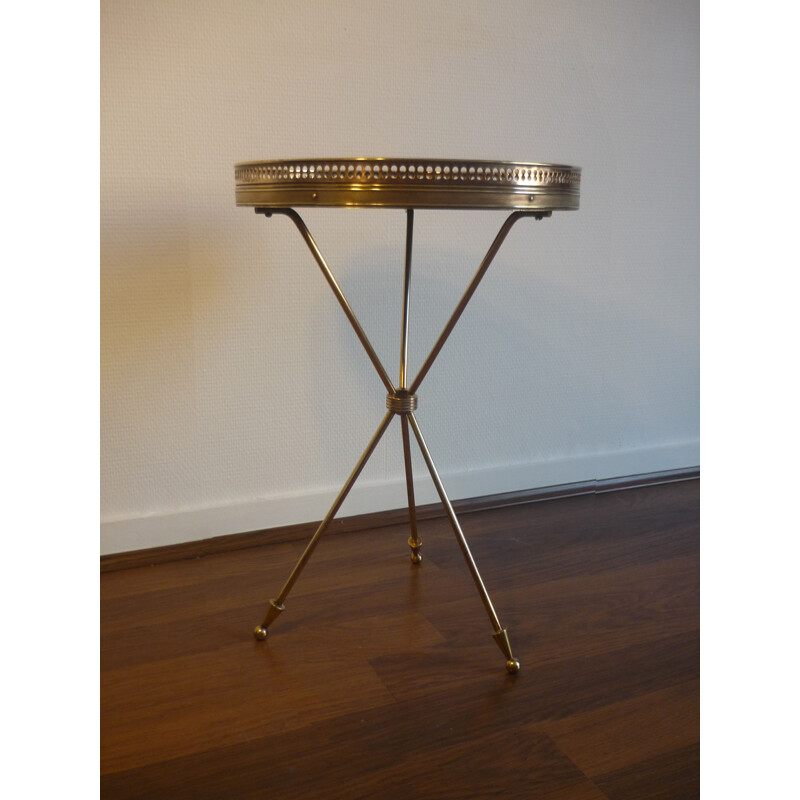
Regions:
[[100, 441, 699, 556]]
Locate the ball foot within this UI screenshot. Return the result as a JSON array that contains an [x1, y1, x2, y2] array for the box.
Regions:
[[506, 659, 521, 674], [411, 552, 422, 564], [254, 625, 269, 641]]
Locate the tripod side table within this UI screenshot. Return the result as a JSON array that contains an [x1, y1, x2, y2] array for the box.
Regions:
[[235, 158, 581, 672]]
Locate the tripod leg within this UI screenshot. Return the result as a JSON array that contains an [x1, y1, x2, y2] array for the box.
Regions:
[[407, 412, 520, 673], [258, 208, 396, 395], [409, 210, 548, 396], [254, 410, 395, 640], [396, 210, 421, 563], [400, 415, 422, 563]]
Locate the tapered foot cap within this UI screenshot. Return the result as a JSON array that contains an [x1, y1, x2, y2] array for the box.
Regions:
[[254, 599, 285, 638], [493, 629, 519, 673]]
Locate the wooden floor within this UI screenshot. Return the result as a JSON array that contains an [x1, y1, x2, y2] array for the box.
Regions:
[[101, 479, 699, 799]]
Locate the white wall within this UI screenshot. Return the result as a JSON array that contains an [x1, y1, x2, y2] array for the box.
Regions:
[[101, 0, 699, 554]]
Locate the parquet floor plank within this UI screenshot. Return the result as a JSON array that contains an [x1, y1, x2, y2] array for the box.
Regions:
[[593, 743, 700, 800], [100, 480, 699, 798], [534, 680, 700, 776]]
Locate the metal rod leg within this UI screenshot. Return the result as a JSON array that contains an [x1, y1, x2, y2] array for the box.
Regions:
[[258, 208, 396, 395], [399, 209, 414, 389], [254, 410, 395, 640], [397, 209, 421, 563], [401, 415, 421, 563], [409, 210, 549, 395], [407, 412, 520, 673]]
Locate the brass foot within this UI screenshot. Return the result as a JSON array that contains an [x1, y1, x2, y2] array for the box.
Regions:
[[254, 599, 285, 641], [492, 629, 520, 673], [408, 536, 422, 564]]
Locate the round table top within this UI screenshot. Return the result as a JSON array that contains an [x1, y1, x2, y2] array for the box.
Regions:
[[235, 158, 580, 211]]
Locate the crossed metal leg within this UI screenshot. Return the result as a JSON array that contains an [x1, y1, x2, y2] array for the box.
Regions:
[[253, 206, 549, 672]]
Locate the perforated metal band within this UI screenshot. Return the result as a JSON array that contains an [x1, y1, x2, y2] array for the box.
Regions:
[[235, 158, 580, 210]]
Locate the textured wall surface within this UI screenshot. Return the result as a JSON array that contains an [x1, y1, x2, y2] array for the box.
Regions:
[[101, 0, 699, 554]]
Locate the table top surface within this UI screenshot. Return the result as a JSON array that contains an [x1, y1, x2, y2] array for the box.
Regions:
[[235, 158, 580, 211]]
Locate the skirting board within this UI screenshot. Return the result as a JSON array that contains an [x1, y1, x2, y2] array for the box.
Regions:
[[101, 440, 699, 567]]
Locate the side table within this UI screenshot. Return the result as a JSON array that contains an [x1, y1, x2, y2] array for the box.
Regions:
[[235, 158, 581, 672]]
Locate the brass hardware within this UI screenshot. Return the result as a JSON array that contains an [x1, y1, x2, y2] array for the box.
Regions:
[[386, 390, 418, 414], [243, 159, 580, 670]]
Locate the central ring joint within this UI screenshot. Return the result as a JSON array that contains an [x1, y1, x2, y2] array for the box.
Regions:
[[386, 390, 418, 414]]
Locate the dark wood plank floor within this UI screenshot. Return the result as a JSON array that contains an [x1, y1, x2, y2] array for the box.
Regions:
[[101, 479, 699, 799]]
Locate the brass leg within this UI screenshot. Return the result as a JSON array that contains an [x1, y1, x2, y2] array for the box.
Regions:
[[398, 210, 421, 563], [254, 410, 395, 640], [254, 208, 541, 670], [258, 208, 396, 395], [409, 210, 549, 395], [401, 415, 422, 563], [407, 412, 520, 673]]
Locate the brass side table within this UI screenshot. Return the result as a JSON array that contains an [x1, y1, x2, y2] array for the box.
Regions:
[[235, 158, 581, 672]]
